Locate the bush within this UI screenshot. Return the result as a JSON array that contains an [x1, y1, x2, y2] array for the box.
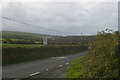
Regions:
[[86, 30, 119, 78]]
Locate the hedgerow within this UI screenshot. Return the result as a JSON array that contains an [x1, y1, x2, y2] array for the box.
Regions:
[[86, 29, 119, 78], [3, 45, 88, 65]]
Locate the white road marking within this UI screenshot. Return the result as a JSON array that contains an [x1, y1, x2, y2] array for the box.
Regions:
[[51, 57, 54, 59], [14, 78, 20, 80], [30, 72, 40, 76], [46, 69, 49, 71], [66, 63, 69, 65], [58, 65, 63, 67], [52, 57, 66, 59], [58, 57, 66, 59]]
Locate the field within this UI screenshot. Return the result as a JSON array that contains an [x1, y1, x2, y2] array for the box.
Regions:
[[2, 44, 43, 48], [66, 30, 119, 78], [2, 38, 42, 44], [2, 31, 95, 44], [2, 31, 47, 41]]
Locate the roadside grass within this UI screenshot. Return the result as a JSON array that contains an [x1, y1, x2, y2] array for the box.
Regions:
[[3, 45, 88, 66], [66, 56, 87, 78]]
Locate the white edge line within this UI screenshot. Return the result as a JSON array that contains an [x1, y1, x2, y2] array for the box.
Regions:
[[58, 65, 63, 67], [46, 69, 49, 71], [66, 63, 69, 65], [14, 77, 20, 80], [30, 72, 40, 76], [14, 78, 19, 80]]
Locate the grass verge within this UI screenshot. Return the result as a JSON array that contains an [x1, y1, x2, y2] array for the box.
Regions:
[[66, 56, 87, 78]]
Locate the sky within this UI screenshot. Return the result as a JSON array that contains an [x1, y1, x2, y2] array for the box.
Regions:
[[1, 1, 118, 35]]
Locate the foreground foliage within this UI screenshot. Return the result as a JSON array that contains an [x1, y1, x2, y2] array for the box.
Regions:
[[86, 30, 119, 78], [66, 30, 119, 78]]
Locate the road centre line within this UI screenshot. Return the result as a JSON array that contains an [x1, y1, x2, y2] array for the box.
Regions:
[[66, 63, 69, 65], [46, 69, 49, 71], [30, 72, 40, 77], [58, 65, 63, 67]]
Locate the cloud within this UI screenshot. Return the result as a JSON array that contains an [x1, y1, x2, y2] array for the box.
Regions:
[[1, 0, 119, 2], [2, 2, 118, 35]]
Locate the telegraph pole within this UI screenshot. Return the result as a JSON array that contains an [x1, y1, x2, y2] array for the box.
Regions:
[[81, 33, 82, 42]]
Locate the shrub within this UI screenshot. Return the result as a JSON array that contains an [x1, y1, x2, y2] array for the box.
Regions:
[[86, 30, 119, 78]]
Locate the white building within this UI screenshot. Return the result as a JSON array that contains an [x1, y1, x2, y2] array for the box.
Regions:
[[43, 36, 48, 45]]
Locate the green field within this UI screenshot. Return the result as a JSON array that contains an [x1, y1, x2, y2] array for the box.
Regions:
[[2, 44, 43, 48], [2, 31, 48, 41], [2, 31, 94, 44], [1, 38, 43, 44], [1, 43, 86, 48]]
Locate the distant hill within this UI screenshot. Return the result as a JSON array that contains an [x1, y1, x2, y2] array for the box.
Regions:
[[2, 31, 95, 44], [49, 35, 95, 44], [2, 31, 52, 41]]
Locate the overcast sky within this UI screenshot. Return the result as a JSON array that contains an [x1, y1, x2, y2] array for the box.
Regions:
[[2, 2, 118, 35]]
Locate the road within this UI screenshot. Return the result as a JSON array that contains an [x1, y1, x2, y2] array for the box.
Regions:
[[2, 51, 88, 79]]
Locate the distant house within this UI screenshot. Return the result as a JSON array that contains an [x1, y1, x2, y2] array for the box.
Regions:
[[43, 36, 48, 45]]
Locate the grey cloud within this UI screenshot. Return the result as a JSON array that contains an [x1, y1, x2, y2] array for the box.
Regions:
[[2, 2, 118, 35]]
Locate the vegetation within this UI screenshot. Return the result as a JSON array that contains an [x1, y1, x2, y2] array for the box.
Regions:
[[66, 57, 86, 78], [2, 31, 91, 65], [66, 29, 119, 78], [2, 31, 46, 41], [2, 38, 42, 44], [2, 31, 94, 44], [3, 45, 88, 66], [86, 30, 119, 78], [2, 44, 43, 48]]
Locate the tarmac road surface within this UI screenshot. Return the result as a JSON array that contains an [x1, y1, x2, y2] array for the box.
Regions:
[[2, 51, 88, 79]]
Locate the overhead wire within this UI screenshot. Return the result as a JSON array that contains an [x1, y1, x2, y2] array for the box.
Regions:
[[1, 16, 75, 35]]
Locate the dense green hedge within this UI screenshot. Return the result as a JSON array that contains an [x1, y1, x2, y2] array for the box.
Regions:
[[86, 30, 119, 78], [66, 30, 119, 79], [3, 45, 88, 65]]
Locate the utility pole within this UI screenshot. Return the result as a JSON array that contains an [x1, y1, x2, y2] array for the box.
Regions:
[[89, 32, 93, 42], [81, 33, 82, 43]]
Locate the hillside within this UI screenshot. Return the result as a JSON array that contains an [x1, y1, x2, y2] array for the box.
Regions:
[[2, 31, 95, 44], [2, 31, 51, 41]]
